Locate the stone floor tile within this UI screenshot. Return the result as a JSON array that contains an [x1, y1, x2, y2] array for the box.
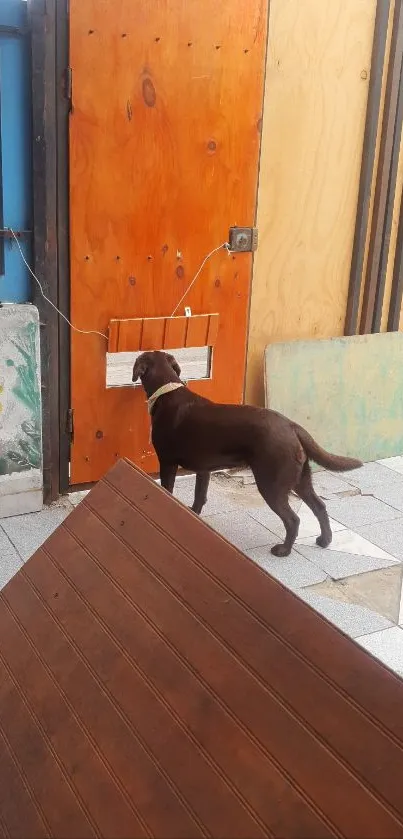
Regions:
[[0, 529, 23, 590], [1, 506, 71, 562], [310, 565, 403, 624], [294, 533, 399, 580], [377, 455, 403, 475], [355, 518, 403, 561], [325, 495, 401, 529], [334, 461, 403, 493], [297, 590, 393, 639], [69, 490, 90, 507], [249, 502, 344, 540], [299, 528, 398, 559], [203, 511, 274, 551], [370, 484, 403, 514], [312, 471, 357, 499], [172, 475, 240, 516], [246, 547, 327, 589], [356, 626, 403, 677]]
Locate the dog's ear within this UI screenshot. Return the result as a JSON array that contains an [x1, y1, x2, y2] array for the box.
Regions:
[[132, 355, 148, 382], [165, 353, 181, 378]]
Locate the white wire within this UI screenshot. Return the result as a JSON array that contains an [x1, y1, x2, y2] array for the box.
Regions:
[[8, 227, 108, 339], [170, 242, 229, 317], [9, 227, 230, 338]]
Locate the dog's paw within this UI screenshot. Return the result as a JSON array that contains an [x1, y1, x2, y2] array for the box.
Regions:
[[316, 534, 332, 548], [271, 543, 291, 558]]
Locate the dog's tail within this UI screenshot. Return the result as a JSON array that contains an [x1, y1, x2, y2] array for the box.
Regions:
[[294, 425, 363, 472]]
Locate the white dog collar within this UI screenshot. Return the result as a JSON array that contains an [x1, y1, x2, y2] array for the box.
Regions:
[[147, 382, 184, 414]]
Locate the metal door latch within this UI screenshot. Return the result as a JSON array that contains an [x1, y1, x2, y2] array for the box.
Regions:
[[228, 226, 258, 252]]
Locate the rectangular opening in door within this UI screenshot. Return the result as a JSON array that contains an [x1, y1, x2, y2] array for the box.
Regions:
[[106, 345, 212, 388]]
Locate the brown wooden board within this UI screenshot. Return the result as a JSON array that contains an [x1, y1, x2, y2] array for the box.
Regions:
[[2, 459, 403, 838], [69, 0, 268, 484]]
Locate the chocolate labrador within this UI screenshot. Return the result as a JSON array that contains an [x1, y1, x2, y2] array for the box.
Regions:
[[132, 350, 362, 557]]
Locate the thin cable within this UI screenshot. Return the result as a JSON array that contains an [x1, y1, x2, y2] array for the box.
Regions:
[[8, 227, 108, 339], [9, 227, 230, 338], [170, 242, 229, 317]]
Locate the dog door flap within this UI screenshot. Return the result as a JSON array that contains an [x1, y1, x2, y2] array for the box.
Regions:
[[107, 314, 219, 353]]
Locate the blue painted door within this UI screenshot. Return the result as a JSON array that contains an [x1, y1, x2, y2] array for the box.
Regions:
[[0, 0, 31, 303]]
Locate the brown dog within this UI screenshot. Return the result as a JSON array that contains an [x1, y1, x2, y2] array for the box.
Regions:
[[132, 350, 362, 557]]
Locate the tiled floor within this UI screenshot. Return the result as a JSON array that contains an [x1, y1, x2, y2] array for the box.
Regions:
[[2, 457, 403, 676]]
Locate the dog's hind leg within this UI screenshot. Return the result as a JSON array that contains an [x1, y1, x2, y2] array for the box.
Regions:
[[192, 471, 210, 515], [253, 472, 300, 557], [267, 493, 300, 557], [295, 461, 332, 548], [159, 462, 177, 494]]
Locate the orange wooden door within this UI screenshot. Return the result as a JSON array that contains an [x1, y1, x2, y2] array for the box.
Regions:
[[69, 0, 268, 485]]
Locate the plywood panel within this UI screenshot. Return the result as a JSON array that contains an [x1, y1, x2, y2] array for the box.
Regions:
[[108, 314, 220, 352], [264, 333, 403, 463], [381, 131, 403, 329], [69, 0, 268, 483], [3, 458, 403, 836], [164, 316, 188, 350], [246, 0, 377, 405]]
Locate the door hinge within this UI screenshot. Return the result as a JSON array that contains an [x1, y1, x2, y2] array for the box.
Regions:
[[66, 408, 74, 443], [64, 66, 73, 111]]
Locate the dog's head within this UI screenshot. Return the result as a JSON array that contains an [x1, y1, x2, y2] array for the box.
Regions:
[[132, 351, 182, 395]]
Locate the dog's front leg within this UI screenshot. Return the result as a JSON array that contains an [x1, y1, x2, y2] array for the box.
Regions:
[[159, 462, 177, 494], [192, 472, 210, 515]]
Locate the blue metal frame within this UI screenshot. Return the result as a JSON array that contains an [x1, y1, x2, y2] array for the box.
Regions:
[[0, 0, 32, 302]]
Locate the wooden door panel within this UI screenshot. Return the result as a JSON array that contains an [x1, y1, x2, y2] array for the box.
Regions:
[[69, 0, 268, 484]]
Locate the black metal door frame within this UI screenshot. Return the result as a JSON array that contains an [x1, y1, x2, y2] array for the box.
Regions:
[[28, 0, 70, 501]]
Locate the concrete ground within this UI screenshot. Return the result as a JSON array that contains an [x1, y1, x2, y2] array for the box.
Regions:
[[1, 456, 403, 676]]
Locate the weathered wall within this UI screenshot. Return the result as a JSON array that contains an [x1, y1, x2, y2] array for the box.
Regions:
[[245, 0, 377, 405], [0, 304, 42, 517], [264, 332, 403, 464]]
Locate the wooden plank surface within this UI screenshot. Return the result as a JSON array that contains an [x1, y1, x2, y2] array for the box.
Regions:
[[107, 314, 219, 352], [246, 0, 377, 405], [2, 459, 403, 838], [69, 0, 268, 483]]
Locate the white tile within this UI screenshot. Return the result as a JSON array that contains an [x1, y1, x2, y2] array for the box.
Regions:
[[0, 529, 23, 590], [69, 490, 90, 507], [2, 506, 71, 562], [173, 476, 237, 516], [356, 626, 403, 677], [336, 461, 403, 492], [245, 547, 327, 589], [377, 455, 403, 475], [0, 489, 43, 519], [356, 519, 403, 561], [370, 484, 403, 514], [325, 495, 401, 529], [297, 591, 393, 639], [249, 501, 344, 540], [294, 543, 399, 581], [297, 507, 345, 539], [312, 471, 356, 499], [203, 511, 274, 551], [298, 528, 397, 561]]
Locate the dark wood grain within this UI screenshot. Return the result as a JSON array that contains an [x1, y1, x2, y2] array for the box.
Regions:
[[28, 0, 60, 502], [344, 0, 391, 336], [1, 459, 403, 838], [360, 0, 403, 334]]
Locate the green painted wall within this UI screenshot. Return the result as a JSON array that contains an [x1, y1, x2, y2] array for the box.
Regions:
[[265, 333, 403, 464]]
